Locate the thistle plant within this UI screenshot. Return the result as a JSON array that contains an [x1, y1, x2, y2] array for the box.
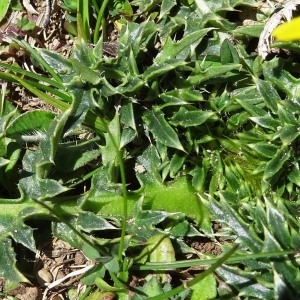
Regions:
[[0, 0, 299, 298]]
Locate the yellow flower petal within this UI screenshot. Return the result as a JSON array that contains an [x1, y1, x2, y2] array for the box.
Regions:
[[272, 17, 300, 41]]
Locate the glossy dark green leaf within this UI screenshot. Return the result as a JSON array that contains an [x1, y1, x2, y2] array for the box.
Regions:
[[136, 145, 162, 185], [210, 193, 263, 252], [254, 79, 279, 113], [52, 221, 101, 260], [217, 265, 272, 299], [77, 211, 117, 231], [265, 199, 292, 249], [273, 271, 294, 300], [170, 107, 215, 127], [288, 164, 300, 186], [0, 239, 29, 292], [37, 108, 72, 178], [144, 60, 186, 82], [128, 202, 176, 241], [263, 149, 290, 180], [155, 28, 213, 64], [224, 163, 240, 191], [250, 115, 280, 130], [277, 103, 298, 125], [186, 63, 241, 86], [5, 110, 55, 139], [169, 153, 186, 177], [239, 282, 274, 299], [263, 226, 300, 291], [169, 219, 201, 237], [220, 39, 240, 64], [159, 0, 176, 19], [227, 111, 250, 130], [278, 124, 300, 146], [159, 89, 204, 106], [39, 48, 74, 79], [248, 142, 278, 158], [19, 174, 70, 200], [55, 139, 101, 172], [0, 214, 36, 252], [70, 59, 101, 85], [231, 24, 263, 37], [101, 109, 121, 166], [143, 108, 185, 151], [120, 101, 137, 132]]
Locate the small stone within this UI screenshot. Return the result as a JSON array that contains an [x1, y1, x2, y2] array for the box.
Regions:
[[36, 268, 53, 286]]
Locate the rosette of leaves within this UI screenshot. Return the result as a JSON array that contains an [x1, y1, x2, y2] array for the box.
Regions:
[[0, 0, 300, 297]]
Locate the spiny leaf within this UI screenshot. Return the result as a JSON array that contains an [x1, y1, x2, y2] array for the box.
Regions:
[[143, 108, 185, 152], [263, 149, 290, 180], [0, 239, 29, 292], [5, 110, 55, 139], [170, 107, 215, 127], [155, 28, 213, 64], [209, 193, 263, 253], [101, 108, 121, 166]]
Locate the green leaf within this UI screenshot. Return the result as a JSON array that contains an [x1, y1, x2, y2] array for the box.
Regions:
[[263, 149, 290, 180], [120, 101, 137, 132], [263, 226, 300, 292], [70, 59, 102, 85], [169, 152, 186, 177], [0, 0, 10, 22], [136, 145, 163, 185], [155, 28, 213, 64], [0, 157, 9, 167], [143, 108, 185, 151], [101, 109, 121, 166], [250, 115, 280, 130], [277, 102, 298, 125], [231, 24, 263, 37], [0, 212, 36, 252], [55, 139, 101, 172], [220, 39, 240, 64], [159, 89, 204, 106], [5, 110, 55, 139], [38, 48, 74, 82], [254, 79, 279, 113], [159, 0, 176, 19], [209, 193, 263, 253], [186, 63, 241, 86], [265, 198, 292, 249], [0, 239, 29, 292], [288, 164, 300, 186], [128, 201, 178, 241], [170, 107, 215, 127], [248, 142, 278, 158], [190, 274, 217, 300], [19, 174, 70, 200], [148, 234, 176, 263], [278, 124, 300, 146], [144, 60, 186, 82], [37, 108, 72, 178], [77, 211, 117, 231], [52, 221, 101, 260], [218, 266, 273, 299]]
